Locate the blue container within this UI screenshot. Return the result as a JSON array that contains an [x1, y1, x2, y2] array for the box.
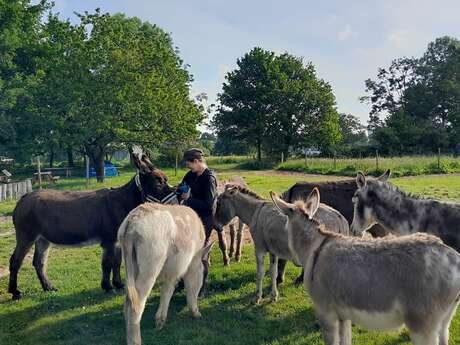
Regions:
[[87, 161, 118, 178]]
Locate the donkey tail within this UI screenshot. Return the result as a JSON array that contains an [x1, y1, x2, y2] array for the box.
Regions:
[[119, 217, 140, 314]]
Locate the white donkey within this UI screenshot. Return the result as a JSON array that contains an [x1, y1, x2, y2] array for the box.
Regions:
[[271, 188, 460, 345], [118, 203, 213, 345]]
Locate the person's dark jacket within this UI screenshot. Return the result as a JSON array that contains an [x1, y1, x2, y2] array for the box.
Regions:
[[181, 168, 217, 219]]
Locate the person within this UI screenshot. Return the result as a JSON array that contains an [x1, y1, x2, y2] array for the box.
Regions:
[[179, 149, 229, 280]]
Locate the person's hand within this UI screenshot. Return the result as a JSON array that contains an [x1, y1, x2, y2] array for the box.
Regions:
[[181, 191, 190, 200]]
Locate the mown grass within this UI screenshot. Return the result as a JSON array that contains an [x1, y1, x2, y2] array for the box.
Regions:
[[277, 155, 460, 177], [0, 168, 460, 344]]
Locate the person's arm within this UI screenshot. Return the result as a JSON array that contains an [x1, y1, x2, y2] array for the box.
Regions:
[[185, 175, 217, 213]]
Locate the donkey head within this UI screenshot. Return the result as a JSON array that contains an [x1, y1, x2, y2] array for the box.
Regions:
[[350, 169, 391, 236], [132, 153, 177, 204], [270, 187, 321, 226], [214, 184, 239, 228], [270, 188, 322, 264]]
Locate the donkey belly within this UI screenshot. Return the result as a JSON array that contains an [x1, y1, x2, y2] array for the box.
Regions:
[[340, 305, 404, 330]]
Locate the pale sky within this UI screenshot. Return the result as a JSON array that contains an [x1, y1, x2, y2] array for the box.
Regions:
[[52, 0, 460, 125]]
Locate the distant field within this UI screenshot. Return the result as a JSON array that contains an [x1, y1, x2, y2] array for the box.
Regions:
[[0, 167, 459, 344]]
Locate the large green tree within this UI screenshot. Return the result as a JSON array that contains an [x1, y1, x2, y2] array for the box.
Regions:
[[362, 36, 460, 154], [213, 48, 341, 160], [1, 5, 204, 181]]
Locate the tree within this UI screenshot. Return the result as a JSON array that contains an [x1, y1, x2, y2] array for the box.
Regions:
[[214, 48, 341, 160], [362, 36, 460, 153], [0, 0, 52, 159], [338, 113, 367, 149]]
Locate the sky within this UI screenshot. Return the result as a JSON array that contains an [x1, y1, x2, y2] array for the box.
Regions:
[[51, 0, 460, 125]]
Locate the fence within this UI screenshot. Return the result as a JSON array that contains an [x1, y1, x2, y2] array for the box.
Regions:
[[0, 179, 32, 202]]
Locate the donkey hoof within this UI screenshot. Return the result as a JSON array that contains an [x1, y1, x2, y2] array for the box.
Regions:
[[229, 251, 234, 258], [192, 310, 202, 319], [155, 318, 166, 330], [252, 297, 262, 305], [270, 294, 278, 303], [235, 256, 241, 263], [12, 292, 22, 300], [113, 281, 125, 290], [44, 284, 58, 292]]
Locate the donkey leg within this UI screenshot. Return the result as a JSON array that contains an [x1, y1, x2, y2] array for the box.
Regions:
[[277, 259, 287, 285], [269, 253, 279, 302], [228, 223, 236, 258], [184, 261, 204, 318], [33, 238, 56, 292], [101, 243, 115, 292], [294, 269, 305, 286], [8, 238, 35, 300], [125, 257, 164, 345], [339, 319, 352, 345], [254, 250, 266, 304], [155, 280, 176, 330], [316, 311, 340, 345], [217, 228, 229, 266], [438, 300, 459, 345], [410, 331, 439, 345], [235, 221, 244, 262], [112, 244, 124, 289]]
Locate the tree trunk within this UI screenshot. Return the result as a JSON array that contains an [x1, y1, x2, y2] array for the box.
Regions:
[[257, 139, 262, 161], [87, 146, 106, 183], [67, 147, 74, 167], [49, 150, 54, 168]]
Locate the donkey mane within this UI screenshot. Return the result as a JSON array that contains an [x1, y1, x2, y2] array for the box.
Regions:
[[227, 184, 265, 200], [368, 180, 425, 201]]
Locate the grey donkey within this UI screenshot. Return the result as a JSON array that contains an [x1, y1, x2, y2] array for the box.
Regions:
[[217, 176, 249, 263], [118, 203, 213, 345], [214, 184, 348, 304], [351, 169, 460, 253], [271, 188, 460, 345]]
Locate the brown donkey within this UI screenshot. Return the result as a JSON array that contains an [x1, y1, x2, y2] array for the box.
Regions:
[[8, 154, 177, 300], [271, 188, 460, 345]]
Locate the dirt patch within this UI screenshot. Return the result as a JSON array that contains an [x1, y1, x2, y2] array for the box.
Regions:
[[210, 225, 253, 245], [0, 267, 9, 279], [0, 216, 12, 224]]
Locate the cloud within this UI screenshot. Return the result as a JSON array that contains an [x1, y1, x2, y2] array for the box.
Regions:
[[338, 25, 354, 41]]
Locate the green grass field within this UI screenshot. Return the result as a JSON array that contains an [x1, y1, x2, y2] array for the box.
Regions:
[[0, 167, 459, 344]]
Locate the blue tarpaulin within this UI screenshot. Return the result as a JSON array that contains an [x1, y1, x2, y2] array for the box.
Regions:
[[87, 161, 118, 178]]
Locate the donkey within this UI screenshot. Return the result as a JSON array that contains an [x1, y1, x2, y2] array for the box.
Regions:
[[277, 178, 389, 285], [217, 176, 249, 263], [8, 153, 177, 300], [119, 203, 213, 345], [271, 188, 460, 345], [350, 169, 460, 253], [214, 184, 348, 304]]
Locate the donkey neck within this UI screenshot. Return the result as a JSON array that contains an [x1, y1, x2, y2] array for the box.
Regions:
[[231, 192, 268, 226], [373, 187, 430, 235], [108, 178, 141, 211]]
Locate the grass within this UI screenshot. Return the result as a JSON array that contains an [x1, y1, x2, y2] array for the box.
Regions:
[[278, 155, 460, 177], [1, 167, 460, 344]]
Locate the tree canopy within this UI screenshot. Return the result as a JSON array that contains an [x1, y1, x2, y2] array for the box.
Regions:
[[213, 47, 341, 160]]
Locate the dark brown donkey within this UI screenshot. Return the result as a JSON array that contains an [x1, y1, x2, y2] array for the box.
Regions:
[[277, 178, 388, 284], [8, 154, 177, 300]]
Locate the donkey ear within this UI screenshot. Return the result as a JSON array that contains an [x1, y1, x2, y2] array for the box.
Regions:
[[141, 154, 155, 171], [356, 171, 366, 189], [270, 191, 294, 214], [225, 184, 238, 194], [305, 188, 320, 219], [377, 169, 391, 182]]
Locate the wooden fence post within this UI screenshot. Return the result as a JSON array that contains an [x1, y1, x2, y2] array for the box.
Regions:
[[376, 150, 379, 171], [438, 147, 441, 169]]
